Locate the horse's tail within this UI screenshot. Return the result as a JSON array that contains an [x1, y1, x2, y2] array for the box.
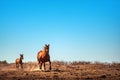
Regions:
[[37, 51, 42, 64], [15, 58, 18, 64], [37, 51, 40, 60]]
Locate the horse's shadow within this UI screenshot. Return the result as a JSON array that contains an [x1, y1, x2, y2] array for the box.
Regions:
[[52, 69, 63, 72], [31, 68, 64, 73], [33, 69, 63, 72]]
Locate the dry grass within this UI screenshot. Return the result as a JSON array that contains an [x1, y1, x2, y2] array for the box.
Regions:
[[0, 60, 120, 80]]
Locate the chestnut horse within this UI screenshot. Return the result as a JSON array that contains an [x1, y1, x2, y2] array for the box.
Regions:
[[15, 54, 24, 69], [37, 44, 51, 70]]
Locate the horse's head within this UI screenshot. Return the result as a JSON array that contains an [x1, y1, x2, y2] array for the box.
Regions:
[[44, 44, 50, 52], [20, 54, 24, 60]]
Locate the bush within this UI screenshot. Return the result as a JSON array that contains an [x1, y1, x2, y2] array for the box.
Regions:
[[70, 61, 91, 65], [0, 60, 8, 64]]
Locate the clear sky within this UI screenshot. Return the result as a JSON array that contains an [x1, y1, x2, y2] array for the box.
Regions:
[[0, 0, 120, 63]]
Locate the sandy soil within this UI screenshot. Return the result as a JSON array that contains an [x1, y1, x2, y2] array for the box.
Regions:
[[0, 61, 120, 80]]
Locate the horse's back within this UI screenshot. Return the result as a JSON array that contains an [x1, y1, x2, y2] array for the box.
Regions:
[[37, 50, 50, 62], [16, 58, 20, 63], [37, 51, 42, 60], [37, 50, 46, 58]]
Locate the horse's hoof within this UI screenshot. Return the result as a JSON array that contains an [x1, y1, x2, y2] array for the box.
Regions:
[[39, 69, 43, 71]]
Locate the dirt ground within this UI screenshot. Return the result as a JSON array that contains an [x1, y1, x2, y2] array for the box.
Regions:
[[0, 61, 120, 80]]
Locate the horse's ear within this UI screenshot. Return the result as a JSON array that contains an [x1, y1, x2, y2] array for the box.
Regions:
[[45, 44, 47, 46], [48, 44, 50, 46]]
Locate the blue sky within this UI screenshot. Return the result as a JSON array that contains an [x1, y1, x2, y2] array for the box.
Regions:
[[0, 0, 120, 63]]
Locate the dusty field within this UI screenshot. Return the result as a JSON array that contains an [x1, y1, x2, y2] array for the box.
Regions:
[[0, 61, 120, 80]]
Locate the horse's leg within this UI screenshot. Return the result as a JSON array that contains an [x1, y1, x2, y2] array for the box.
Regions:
[[17, 63, 19, 68], [21, 63, 23, 69], [16, 63, 18, 68], [17, 64, 19, 68], [49, 61, 51, 70], [43, 62, 46, 70], [16, 63, 17, 68], [39, 62, 42, 70]]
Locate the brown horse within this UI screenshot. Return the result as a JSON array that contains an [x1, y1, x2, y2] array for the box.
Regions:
[[37, 44, 51, 70], [15, 54, 24, 69]]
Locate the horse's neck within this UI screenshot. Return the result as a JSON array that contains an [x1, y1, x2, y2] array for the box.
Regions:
[[43, 49, 49, 55], [48, 49, 49, 54], [19, 57, 22, 62]]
